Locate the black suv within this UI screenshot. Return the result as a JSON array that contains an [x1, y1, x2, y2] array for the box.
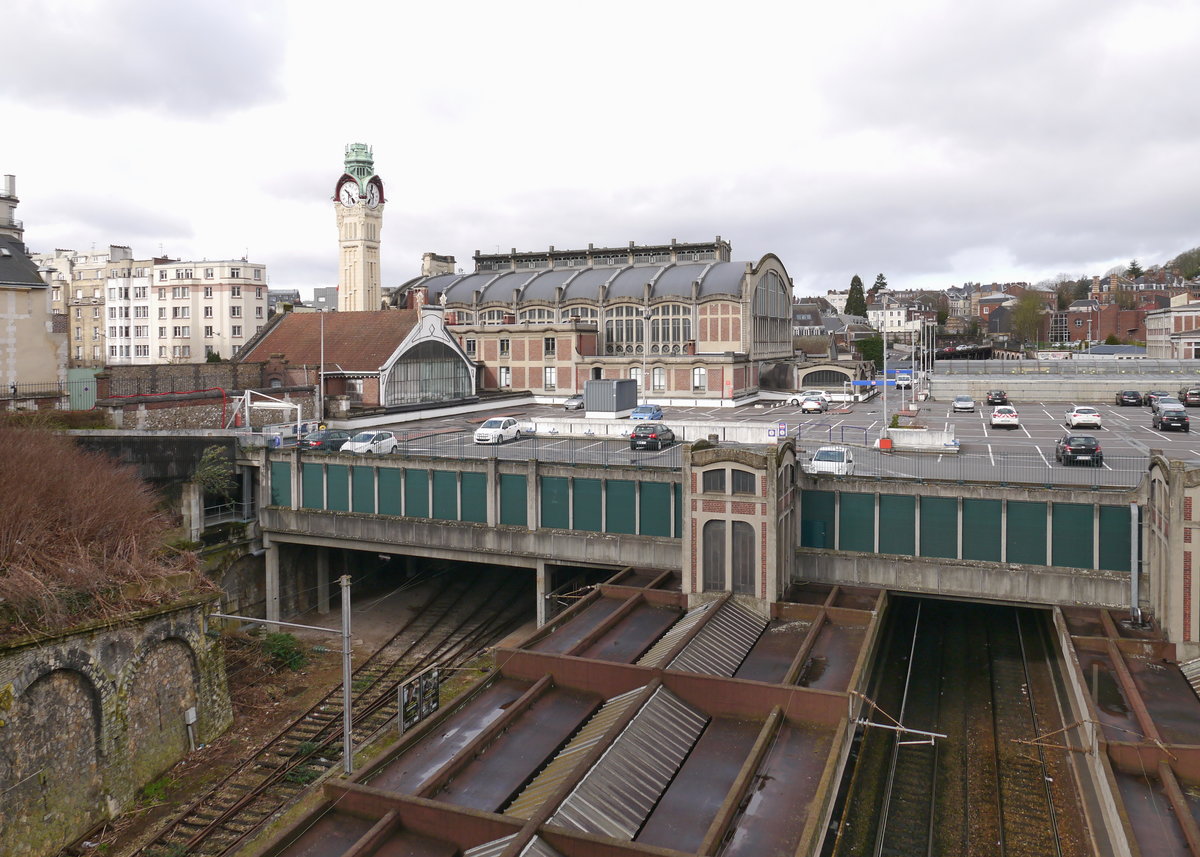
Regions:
[[1178, 388, 1200, 407], [1114, 390, 1143, 406], [1055, 434, 1103, 466], [986, 390, 1008, 405], [629, 423, 675, 450], [1154, 407, 1191, 432]]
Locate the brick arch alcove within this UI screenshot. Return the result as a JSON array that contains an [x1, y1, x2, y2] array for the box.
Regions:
[[124, 636, 200, 786], [0, 669, 104, 857]]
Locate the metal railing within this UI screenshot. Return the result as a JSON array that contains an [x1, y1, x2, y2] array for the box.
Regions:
[[934, 359, 1200, 377], [203, 500, 256, 526], [795, 439, 1146, 489]]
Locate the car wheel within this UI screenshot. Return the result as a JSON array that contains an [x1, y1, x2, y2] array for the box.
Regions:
[[514, 430, 521, 441], [630, 444, 637, 450], [789, 398, 800, 406]]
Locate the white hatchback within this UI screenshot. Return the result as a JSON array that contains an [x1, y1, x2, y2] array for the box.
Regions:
[[341, 430, 398, 455], [989, 406, 1019, 429], [473, 417, 522, 444], [789, 389, 829, 406], [1065, 406, 1103, 429], [804, 446, 855, 476]]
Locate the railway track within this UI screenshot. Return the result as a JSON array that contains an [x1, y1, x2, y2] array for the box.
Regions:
[[136, 569, 533, 857], [872, 601, 945, 857], [986, 607, 1063, 857]]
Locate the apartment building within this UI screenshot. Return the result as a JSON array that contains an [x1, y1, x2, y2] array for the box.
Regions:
[[33, 246, 132, 369], [139, 260, 269, 362]]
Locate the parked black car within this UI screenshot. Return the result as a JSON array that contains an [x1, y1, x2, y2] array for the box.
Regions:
[[1154, 407, 1191, 432], [1178, 387, 1200, 407], [1055, 434, 1103, 466], [629, 422, 675, 450], [1114, 390, 1143, 406], [1144, 391, 1170, 408], [298, 429, 352, 452], [986, 390, 1008, 405]]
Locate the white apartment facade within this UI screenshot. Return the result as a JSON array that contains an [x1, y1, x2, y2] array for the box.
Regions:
[[1145, 302, 1200, 359], [867, 302, 922, 340], [124, 260, 269, 363]]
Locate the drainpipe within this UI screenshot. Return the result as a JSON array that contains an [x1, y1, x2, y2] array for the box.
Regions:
[[1130, 501, 1141, 624]]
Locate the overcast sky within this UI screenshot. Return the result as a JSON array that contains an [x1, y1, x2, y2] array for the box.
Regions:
[[4, 0, 1198, 299]]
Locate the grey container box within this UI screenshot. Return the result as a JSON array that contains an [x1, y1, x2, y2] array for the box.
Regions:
[[584, 378, 637, 412]]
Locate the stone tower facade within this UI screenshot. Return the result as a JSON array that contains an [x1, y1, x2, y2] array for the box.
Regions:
[[334, 143, 385, 312]]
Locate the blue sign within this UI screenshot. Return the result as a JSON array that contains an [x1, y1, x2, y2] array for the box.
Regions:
[[851, 380, 897, 386]]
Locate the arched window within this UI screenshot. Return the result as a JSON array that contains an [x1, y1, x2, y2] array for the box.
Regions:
[[732, 521, 755, 594], [752, 270, 792, 355], [519, 307, 556, 323], [563, 305, 598, 322], [703, 520, 726, 591], [649, 304, 691, 354], [382, 340, 473, 405], [479, 309, 507, 325], [605, 305, 645, 354]]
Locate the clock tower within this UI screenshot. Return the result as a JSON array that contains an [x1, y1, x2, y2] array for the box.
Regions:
[[334, 143, 385, 312]]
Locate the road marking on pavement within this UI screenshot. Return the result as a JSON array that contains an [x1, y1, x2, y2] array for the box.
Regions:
[[988, 444, 994, 466], [1036, 446, 1051, 468]]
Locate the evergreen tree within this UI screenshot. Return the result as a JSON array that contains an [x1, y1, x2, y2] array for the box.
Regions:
[[873, 273, 888, 292], [845, 275, 867, 317], [1126, 259, 1144, 278]]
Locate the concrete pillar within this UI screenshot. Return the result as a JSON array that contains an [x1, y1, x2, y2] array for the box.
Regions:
[[527, 459, 539, 531], [486, 457, 498, 526], [316, 547, 331, 615], [536, 559, 549, 626], [265, 541, 281, 626], [181, 481, 204, 542]]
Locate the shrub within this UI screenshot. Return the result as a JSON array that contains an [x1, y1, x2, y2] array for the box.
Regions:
[[263, 632, 307, 670]]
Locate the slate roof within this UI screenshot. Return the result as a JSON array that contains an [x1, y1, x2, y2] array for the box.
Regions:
[[239, 309, 420, 372], [0, 235, 44, 288]]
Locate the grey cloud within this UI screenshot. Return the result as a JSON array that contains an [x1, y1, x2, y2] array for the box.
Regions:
[[0, 0, 285, 116]]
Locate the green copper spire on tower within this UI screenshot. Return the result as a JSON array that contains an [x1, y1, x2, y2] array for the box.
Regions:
[[343, 143, 375, 192]]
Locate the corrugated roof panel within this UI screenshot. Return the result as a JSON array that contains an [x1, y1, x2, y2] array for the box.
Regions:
[[521, 837, 566, 857], [549, 687, 708, 840], [635, 601, 716, 668], [667, 600, 767, 677], [463, 834, 519, 857], [504, 686, 645, 820]]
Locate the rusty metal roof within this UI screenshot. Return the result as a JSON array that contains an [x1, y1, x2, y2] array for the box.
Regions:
[[549, 686, 708, 839], [504, 685, 644, 820], [463, 834, 564, 857], [635, 600, 716, 668], [667, 599, 767, 676]]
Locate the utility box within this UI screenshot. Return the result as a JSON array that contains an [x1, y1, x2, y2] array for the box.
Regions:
[[584, 379, 637, 417]]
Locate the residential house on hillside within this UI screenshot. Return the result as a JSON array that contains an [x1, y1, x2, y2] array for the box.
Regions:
[[237, 305, 475, 416]]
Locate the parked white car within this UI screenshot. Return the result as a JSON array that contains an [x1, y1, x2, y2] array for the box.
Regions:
[[989, 406, 1019, 429], [789, 389, 829, 406], [1065, 406, 1103, 429], [952, 395, 976, 412], [473, 417, 522, 444], [341, 430, 398, 455], [800, 396, 828, 413], [804, 446, 855, 476]]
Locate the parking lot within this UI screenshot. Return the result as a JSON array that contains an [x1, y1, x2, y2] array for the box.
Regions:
[[317, 393, 1193, 487]]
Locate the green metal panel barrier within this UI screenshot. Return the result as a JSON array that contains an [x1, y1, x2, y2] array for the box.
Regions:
[[839, 492, 875, 553], [461, 473, 487, 523], [498, 474, 527, 526], [574, 478, 602, 532], [326, 464, 349, 512], [962, 499, 1002, 562], [432, 471, 458, 521], [270, 461, 292, 507], [1007, 501, 1047, 565], [801, 490, 835, 549], [606, 480, 637, 534], [540, 476, 569, 529], [878, 494, 915, 556], [405, 469, 429, 518], [673, 483, 683, 537], [301, 463, 324, 509], [1098, 505, 1133, 572], [378, 468, 401, 515], [920, 497, 958, 559], [639, 483, 673, 537], [352, 466, 375, 514], [1053, 503, 1094, 569]]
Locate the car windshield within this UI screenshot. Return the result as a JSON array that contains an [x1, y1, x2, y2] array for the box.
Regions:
[[481, 419, 504, 428], [350, 432, 373, 442], [813, 449, 845, 462], [955, 396, 971, 402], [1163, 407, 1186, 415], [1075, 408, 1097, 414], [995, 407, 1015, 414], [1066, 436, 1095, 445]]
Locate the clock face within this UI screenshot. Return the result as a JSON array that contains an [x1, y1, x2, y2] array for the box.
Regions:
[[339, 181, 359, 207], [366, 182, 381, 209]]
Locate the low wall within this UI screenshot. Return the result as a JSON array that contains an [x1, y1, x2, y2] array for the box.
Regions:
[[883, 426, 959, 452], [797, 549, 1132, 608], [0, 597, 231, 857], [929, 376, 1196, 404]]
